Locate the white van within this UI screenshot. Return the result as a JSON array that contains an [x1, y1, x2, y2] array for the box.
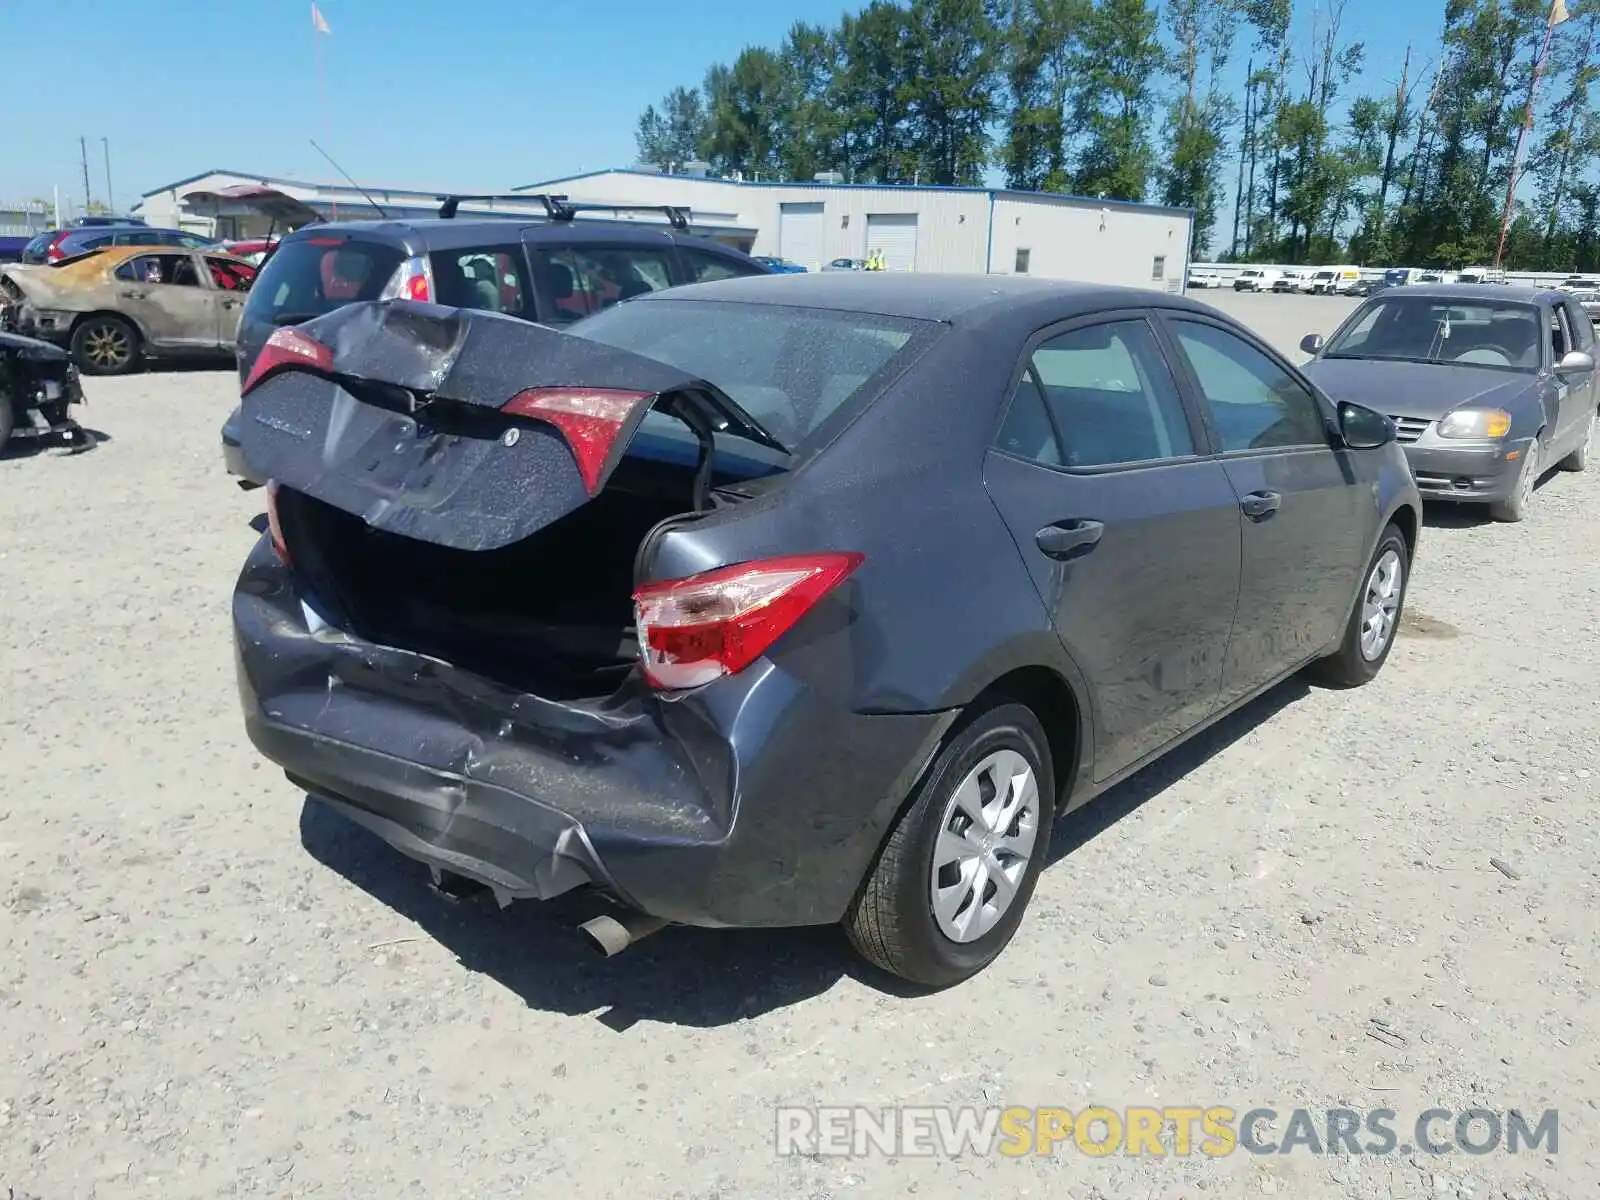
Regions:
[[1311, 266, 1362, 294], [1232, 267, 1282, 292]]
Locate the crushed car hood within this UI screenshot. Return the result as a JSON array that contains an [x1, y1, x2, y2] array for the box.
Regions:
[[240, 299, 785, 552], [1303, 356, 1540, 420]]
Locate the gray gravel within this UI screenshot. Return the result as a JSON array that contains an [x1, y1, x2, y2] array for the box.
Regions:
[[2, 291, 1597, 1198]]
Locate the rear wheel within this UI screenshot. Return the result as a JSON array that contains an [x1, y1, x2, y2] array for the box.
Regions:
[[0, 400, 13, 452], [71, 314, 141, 375], [1559, 409, 1595, 472], [845, 702, 1056, 988], [1310, 523, 1409, 688]]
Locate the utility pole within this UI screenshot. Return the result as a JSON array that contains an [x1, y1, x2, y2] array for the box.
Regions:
[[79, 136, 92, 213], [102, 138, 115, 215]]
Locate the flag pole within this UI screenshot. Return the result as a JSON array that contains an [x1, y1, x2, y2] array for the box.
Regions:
[[1495, 3, 1565, 268], [314, 5, 336, 220]]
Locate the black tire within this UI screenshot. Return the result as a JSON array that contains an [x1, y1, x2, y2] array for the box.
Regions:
[[1559, 408, 1595, 472], [845, 702, 1057, 988], [70, 314, 141, 376], [0, 400, 13, 452], [1310, 523, 1410, 688], [1488, 437, 1541, 522]]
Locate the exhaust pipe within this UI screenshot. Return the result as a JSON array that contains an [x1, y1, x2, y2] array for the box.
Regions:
[[578, 909, 670, 957]]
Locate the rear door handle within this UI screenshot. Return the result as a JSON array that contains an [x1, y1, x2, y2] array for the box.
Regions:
[[1035, 519, 1104, 559], [1240, 490, 1282, 519], [119, 289, 147, 300]]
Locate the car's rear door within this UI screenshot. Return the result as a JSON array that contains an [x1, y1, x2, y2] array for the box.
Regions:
[[111, 252, 218, 348], [982, 312, 1244, 781], [1553, 300, 1596, 450], [1158, 313, 1369, 706]]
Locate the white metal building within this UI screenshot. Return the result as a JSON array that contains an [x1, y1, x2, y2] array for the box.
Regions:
[[518, 169, 1194, 289], [134, 167, 1194, 290]]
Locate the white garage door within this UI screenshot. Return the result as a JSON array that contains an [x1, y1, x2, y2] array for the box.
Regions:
[[866, 213, 918, 271], [778, 203, 824, 271]]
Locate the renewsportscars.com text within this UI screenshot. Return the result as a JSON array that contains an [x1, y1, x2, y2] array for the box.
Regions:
[[775, 1106, 1559, 1159]]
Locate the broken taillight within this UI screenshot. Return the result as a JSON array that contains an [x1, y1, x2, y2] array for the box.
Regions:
[[264, 481, 291, 565], [632, 553, 865, 690], [240, 327, 334, 395], [501, 387, 653, 494]]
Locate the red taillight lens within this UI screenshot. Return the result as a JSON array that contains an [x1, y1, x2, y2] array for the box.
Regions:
[[633, 553, 865, 690], [501, 387, 652, 493], [405, 272, 430, 301], [240, 327, 334, 395], [46, 232, 69, 262], [265, 481, 291, 564]]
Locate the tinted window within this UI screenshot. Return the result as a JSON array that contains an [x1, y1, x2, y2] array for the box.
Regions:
[[571, 298, 933, 454], [242, 237, 403, 324], [1026, 320, 1194, 467], [532, 246, 676, 324], [1322, 297, 1542, 371], [114, 253, 202, 287], [430, 245, 531, 316], [684, 248, 758, 283], [996, 372, 1061, 465], [1170, 320, 1328, 452]]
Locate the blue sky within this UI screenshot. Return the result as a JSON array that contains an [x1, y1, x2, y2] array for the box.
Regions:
[[4, 0, 1438, 212]]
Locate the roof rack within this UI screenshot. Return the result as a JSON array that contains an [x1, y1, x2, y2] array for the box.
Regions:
[[435, 192, 689, 230]]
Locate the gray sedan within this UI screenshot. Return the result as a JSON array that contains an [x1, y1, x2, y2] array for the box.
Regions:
[[1300, 284, 1598, 521]]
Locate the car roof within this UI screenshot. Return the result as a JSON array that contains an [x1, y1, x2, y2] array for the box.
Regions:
[[631, 271, 1216, 327], [279, 217, 731, 255], [1382, 283, 1556, 303], [52, 245, 249, 273]]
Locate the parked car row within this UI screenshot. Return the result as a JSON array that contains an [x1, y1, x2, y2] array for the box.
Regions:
[[21, 222, 217, 265]]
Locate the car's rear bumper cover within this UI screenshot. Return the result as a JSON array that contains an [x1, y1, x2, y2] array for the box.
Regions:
[[234, 538, 953, 928]]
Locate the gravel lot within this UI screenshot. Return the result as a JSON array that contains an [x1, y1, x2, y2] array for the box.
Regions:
[[3, 290, 1597, 1200]]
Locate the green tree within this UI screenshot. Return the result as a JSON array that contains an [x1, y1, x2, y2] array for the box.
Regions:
[[1070, 0, 1165, 200], [634, 85, 710, 168], [703, 49, 790, 178], [998, 0, 1085, 191], [901, 0, 1001, 185], [1160, 0, 1238, 254], [834, 1, 917, 182]]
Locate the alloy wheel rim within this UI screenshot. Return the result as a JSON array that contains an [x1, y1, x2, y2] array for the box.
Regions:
[[930, 748, 1039, 943], [85, 324, 129, 369], [1359, 548, 1404, 661]]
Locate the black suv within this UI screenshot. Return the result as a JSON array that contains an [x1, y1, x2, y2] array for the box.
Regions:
[[222, 196, 772, 485]]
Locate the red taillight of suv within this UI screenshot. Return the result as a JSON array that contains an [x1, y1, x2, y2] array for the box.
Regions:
[[240, 327, 334, 395], [501, 387, 652, 493], [44, 231, 72, 262], [632, 553, 865, 690]]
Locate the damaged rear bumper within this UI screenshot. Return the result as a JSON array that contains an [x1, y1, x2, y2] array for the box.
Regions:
[[234, 537, 954, 928]]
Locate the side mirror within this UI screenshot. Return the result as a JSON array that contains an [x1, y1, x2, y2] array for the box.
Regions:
[[1557, 349, 1595, 375], [1300, 332, 1324, 355], [1338, 401, 1395, 450]]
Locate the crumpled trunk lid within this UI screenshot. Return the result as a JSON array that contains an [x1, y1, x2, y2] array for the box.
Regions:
[[238, 299, 772, 552]]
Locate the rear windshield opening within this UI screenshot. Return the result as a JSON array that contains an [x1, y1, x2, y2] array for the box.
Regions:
[[244, 238, 402, 324], [567, 298, 939, 457]]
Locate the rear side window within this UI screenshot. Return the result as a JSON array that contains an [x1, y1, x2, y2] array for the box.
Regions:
[[243, 238, 403, 324], [532, 246, 677, 324], [429, 245, 532, 317], [114, 253, 202, 287], [571, 298, 934, 454], [683, 247, 759, 283], [1022, 320, 1195, 468]]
